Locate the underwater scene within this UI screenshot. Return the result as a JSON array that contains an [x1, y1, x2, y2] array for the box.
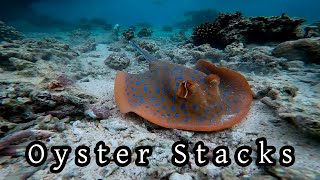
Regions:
[[0, 0, 320, 179]]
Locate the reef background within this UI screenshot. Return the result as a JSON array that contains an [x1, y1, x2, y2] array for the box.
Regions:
[[0, 0, 320, 179]]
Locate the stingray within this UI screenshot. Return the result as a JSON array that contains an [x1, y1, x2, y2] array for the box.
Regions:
[[114, 41, 252, 131]]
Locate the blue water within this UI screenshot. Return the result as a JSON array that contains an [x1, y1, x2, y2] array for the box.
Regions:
[[30, 0, 319, 26]]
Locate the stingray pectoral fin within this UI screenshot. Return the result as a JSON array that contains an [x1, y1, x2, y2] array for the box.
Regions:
[[195, 59, 253, 128], [114, 71, 132, 113]]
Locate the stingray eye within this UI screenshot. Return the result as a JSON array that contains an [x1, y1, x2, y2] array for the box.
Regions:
[[185, 81, 195, 89]]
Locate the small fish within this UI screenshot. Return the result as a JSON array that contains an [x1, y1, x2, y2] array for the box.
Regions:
[[114, 41, 252, 131]]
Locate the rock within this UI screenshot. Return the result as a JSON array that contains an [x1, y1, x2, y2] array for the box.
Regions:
[[86, 103, 111, 120], [260, 97, 281, 109], [169, 173, 192, 180], [220, 169, 237, 180], [272, 38, 320, 64], [36, 115, 65, 132], [100, 119, 128, 131], [104, 53, 130, 70]]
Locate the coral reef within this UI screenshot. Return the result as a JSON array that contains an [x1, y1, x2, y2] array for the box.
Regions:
[[0, 38, 78, 74], [137, 27, 153, 38], [192, 12, 306, 48], [122, 28, 135, 41], [272, 37, 320, 64], [104, 53, 130, 70], [0, 21, 24, 42]]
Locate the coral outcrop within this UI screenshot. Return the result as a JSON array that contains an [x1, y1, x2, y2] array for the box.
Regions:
[[122, 28, 135, 41], [192, 12, 306, 48], [137, 27, 153, 38], [104, 53, 130, 70], [272, 37, 320, 64], [0, 21, 24, 42]]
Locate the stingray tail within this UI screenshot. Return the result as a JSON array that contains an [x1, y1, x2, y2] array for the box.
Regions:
[[129, 40, 157, 62]]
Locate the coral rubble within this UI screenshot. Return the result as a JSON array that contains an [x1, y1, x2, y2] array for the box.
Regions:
[[192, 12, 306, 48], [0, 21, 24, 42]]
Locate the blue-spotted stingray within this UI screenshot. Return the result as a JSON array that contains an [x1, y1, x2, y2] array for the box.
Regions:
[[114, 41, 252, 131]]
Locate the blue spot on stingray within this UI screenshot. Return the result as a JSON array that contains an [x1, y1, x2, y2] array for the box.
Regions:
[[145, 105, 149, 108], [171, 96, 176, 103], [171, 106, 175, 112], [193, 105, 198, 110], [136, 81, 140, 85], [234, 100, 238, 104], [184, 116, 190, 122], [176, 82, 179, 87], [143, 87, 148, 91], [156, 89, 160, 94], [139, 97, 144, 103], [174, 113, 179, 117], [205, 109, 209, 114], [132, 94, 136, 97], [156, 110, 160, 113], [214, 103, 218, 109], [162, 105, 166, 110], [180, 103, 186, 110], [167, 114, 171, 117], [221, 106, 224, 110]]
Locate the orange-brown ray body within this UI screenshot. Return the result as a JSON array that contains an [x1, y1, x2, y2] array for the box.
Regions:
[[114, 43, 252, 131]]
